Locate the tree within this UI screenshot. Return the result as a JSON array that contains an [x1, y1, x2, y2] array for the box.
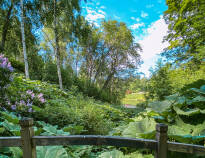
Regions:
[[101, 20, 142, 89], [147, 60, 173, 100], [163, 0, 205, 64], [20, 0, 29, 79], [53, 0, 62, 89], [39, 0, 82, 89], [0, 0, 13, 53], [0, 0, 42, 80]]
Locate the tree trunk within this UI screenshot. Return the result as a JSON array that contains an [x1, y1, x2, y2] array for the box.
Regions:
[[54, 0, 63, 89], [102, 71, 115, 90], [0, 2, 13, 53], [20, 0, 30, 79], [93, 54, 105, 83]]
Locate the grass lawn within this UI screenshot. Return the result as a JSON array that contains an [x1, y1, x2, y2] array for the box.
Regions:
[[122, 92, 146, 105]]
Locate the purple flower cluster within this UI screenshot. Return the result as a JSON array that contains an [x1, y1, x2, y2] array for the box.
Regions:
[[26, 90, 46, 103], [7, 90, 46, 113], [0, 54, 14, 72]]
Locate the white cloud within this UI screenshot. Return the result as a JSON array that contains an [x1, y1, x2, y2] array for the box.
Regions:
[[136, 18, 140, 22], [130, 23, 145, 30], [100, 6, 106, 9], [131, 17, 141, 22], [85, 8, 106, 27], [141, 11, 148, 18], [137, 16, 169, 76], [98, 10, 106, 15]]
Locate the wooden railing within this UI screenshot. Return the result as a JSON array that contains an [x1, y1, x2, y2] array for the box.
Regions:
[[0, 118, 204, 158]]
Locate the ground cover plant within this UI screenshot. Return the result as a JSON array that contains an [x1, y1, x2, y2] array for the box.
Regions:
[[0, 0, 205, 157]]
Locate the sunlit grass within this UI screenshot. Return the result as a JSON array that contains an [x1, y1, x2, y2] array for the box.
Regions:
[[122, 92, 146, 105]]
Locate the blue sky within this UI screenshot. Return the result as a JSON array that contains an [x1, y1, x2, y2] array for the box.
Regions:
[[81, 0, 169, 77]]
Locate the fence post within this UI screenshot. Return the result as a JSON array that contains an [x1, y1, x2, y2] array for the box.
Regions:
[[155, 123, 168, 158], [20, 118, 36, 158]]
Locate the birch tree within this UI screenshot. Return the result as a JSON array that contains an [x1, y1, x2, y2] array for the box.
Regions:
[[53, 0, 63, 89], [20, 0, 29, 79]]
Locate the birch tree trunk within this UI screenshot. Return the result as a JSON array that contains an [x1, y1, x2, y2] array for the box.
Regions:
[[20, 0, 29, 79], [53, 0, 63, 89]]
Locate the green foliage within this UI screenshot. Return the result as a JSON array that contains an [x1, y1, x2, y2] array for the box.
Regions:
[[110, 84, 205, 156], [168, 117, 205, 144], [98, 149, 154, 158], [0, 147, 22, 158], [0, 55, 13, 104], [99, 149, 125, 158], [147, 60, 205, 101], [147, 62, 173, 100], [37, 146, 68, 158], [3, 75, 126, 135], [163, 0, 205, 63], [28, 52, 44, 80], [37, 121, 70, 136], [43, 61, 74, 89], [122, 117, 156, 139], [73, 77, 123, 104], [9, 58, 25, 73]]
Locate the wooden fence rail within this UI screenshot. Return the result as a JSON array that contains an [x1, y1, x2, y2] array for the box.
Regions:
[[0, 118, 204, 158]]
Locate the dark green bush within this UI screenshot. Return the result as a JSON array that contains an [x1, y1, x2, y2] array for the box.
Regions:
[[43, 62, 74, 89], [9, 58, 25, 72], [33, 103, 113, 135]]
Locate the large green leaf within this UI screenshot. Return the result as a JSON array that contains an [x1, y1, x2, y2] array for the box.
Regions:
[[63, 125, 84, 135], [147, 100, 172, 114], [122, 117, 156, 139], [0, 155, 10, 158], [0, 147, 22, 158], [192, 96, 205, 103], [173, 106, 201, 116], [9, 147, 23, 158], [168, 118, 205, 143], [37, 121, 69, 136], [0, 112, 19, 124], [126, 152, 154, 158], [37, 146, 68, 158], [191, 85, 205, 95], [173, 106, 205, 116], [98, 150, 154, 158], [0, 120, 21, 136], [98, 150, 125, 158]]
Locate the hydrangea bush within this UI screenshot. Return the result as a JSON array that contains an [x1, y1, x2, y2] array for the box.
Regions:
[[0, 54, 46, 113], [6, 89, 46, 113], [0, 54, 14, 106], [0, 54, 13, 85]]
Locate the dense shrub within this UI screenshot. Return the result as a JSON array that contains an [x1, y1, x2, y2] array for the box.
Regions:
[[2, 75, 123, 135], [28, 53, 44, 80], [9, 58, 25, 73], [43, 61, 74, 89], [73, 78, 122, 104], [0, 54, 14, 106]]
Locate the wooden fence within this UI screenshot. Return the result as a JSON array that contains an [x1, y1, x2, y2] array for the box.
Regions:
[[0, 118, 204, 158]]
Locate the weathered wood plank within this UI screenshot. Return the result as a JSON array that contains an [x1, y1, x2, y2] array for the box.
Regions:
[[0, 137, 21, 147], [155, 123, 168, 158], [20, 118, 36, 158], [32, 135, 157, 150], [168, 141, 205, 155]]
